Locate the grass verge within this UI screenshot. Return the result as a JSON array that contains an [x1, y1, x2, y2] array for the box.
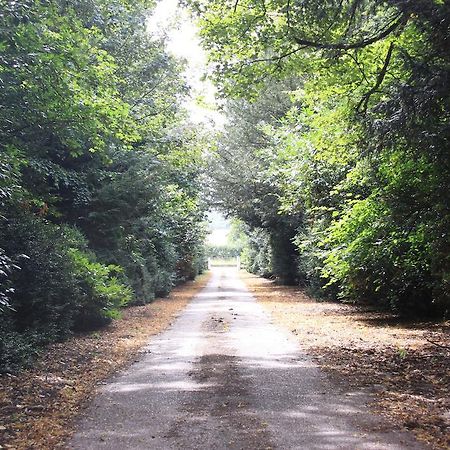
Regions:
[[0, 271, 211, 449], [241, 271, 449, 450]]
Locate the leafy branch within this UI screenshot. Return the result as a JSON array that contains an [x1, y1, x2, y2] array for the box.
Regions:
[[291, 14, 405, 51], [356, 42, 395, 113]]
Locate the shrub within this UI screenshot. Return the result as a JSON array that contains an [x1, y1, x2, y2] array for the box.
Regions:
[[206, 245, 241, 259], [69, 248, 132, 330], [240, 228, 273, 277], [0, 210, 132, 370], [1, 211, 82, 342]]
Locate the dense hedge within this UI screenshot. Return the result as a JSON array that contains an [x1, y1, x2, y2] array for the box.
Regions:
[[0, 1, 206, 372]]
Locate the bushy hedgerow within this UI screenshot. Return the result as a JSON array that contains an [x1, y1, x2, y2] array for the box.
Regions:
[[206, 245, 241, 259], [320, 152, 450, 316], [0, 211, 131, 371]]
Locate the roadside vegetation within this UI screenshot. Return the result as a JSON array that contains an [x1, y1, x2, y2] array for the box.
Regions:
[[0, 0, 206, 373], [191, 0, 450, 318]]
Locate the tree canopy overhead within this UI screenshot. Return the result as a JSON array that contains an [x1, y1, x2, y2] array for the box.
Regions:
[[189, 0, 450, 315]]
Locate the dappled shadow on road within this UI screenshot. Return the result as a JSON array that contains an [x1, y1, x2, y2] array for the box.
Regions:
[[69, 348, 422, 449], [69, 267, 426, 449], [70, 317, 424, 448], [243, 272, 448, 449]]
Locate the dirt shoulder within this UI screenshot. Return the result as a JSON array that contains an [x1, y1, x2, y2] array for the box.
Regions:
[[241, 271, 450, 450], [0, 272, 211, 450]]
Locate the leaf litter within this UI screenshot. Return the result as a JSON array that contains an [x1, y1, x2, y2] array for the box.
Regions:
[[0, 272, 211, 449], [242, 271, 449, 450]]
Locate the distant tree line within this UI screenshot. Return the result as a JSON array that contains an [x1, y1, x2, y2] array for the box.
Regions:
[[206, 245, 240, 259], [0, 0, 206, 372], [192, 0, 450, 317]]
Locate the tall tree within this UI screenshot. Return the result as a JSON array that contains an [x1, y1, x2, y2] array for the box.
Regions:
[[0, 0, 207, 371], [190, 0, 450, 314]]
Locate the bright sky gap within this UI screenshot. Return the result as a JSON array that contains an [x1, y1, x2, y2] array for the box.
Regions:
[[147, 0, 224, 128]]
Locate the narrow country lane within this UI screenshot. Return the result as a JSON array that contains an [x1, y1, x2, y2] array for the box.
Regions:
[[69, 267, 425, 450]]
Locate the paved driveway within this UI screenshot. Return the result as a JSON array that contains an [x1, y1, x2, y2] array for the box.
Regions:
[[69, 267, 424, 449]]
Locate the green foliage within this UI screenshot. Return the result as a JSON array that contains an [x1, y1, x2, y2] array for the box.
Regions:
[[0, 248, 15, 311], [82, 147, 206, 302], [69, 248, 132, 329], [206, 245, 240, 259], [240, 228, 272, 278], [1, 212, 83, 341], [0, 211, 133, 370], [192, 0, 450, 316], [322, 152, 449, 315], [205, 79, 302, 282], [0, 0, 207, 371], [0, 321, 42, 374]]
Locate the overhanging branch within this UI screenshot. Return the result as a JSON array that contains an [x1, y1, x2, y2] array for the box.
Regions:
[[357, 42, 395, 113], [292, 14, 405, 51]]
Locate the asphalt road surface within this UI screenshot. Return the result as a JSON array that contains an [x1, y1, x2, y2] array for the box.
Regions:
[[69, 267, 425, 449]]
